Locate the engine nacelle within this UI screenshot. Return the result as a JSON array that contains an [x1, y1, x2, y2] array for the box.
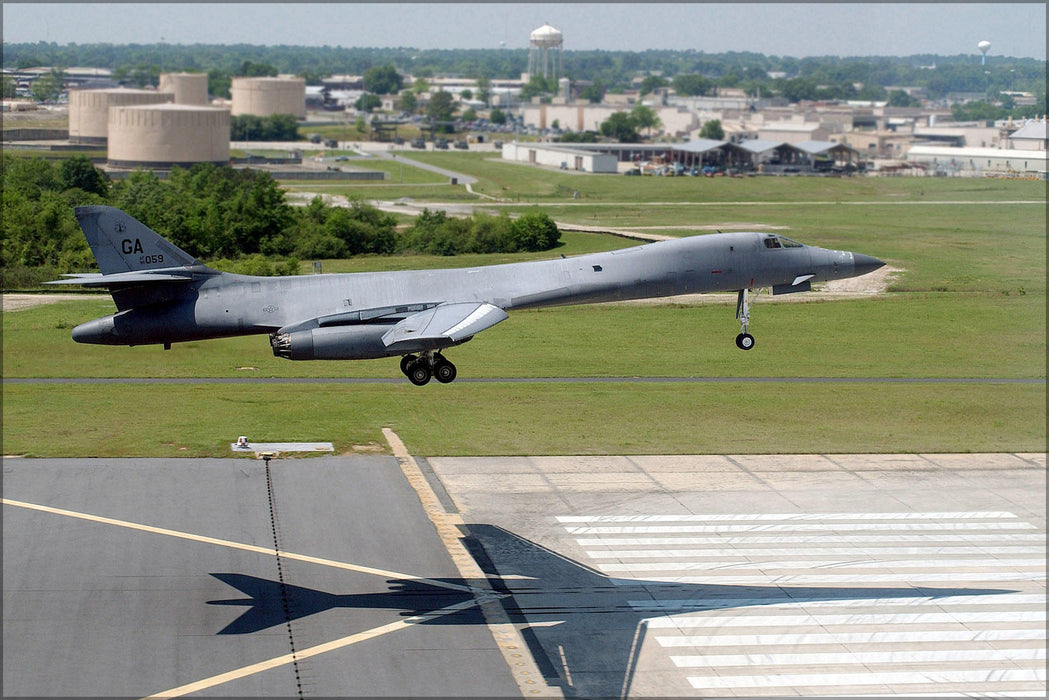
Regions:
[[270, 325, 394, 360]]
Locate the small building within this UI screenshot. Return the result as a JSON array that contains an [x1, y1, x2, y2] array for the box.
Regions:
[[1007, 120, 1047, 151], [758, 122, 830, 146], [905, 145, 1046, 178], [501, 142, 618, 173]]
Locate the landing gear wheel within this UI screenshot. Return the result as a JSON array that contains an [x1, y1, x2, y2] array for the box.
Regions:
[[433, 358, 457, 384], [736, 333, 755, 350], [407, 361, 432, 386], [400, 354, 418, 376]]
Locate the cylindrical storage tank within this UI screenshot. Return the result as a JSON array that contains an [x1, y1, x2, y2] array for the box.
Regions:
[[107, 103, 230, 169], [158, 72, 209, 105], [68, 88, 173, 144], [230, 76, 306, 118]]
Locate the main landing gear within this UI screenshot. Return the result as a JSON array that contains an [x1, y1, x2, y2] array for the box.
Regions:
[[400, 351, 457, 386], [734, 288, 760, 351]]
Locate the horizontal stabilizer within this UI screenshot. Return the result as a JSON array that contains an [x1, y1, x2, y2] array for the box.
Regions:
[[45, 269, 201, 287], [382, 302, 508, 350]]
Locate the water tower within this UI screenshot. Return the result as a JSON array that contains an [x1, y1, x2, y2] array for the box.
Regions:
[[528, 23, 563, 80], [978, 40, 991, 65]]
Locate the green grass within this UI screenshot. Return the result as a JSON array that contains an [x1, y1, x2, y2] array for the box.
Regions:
[[3, 382, 1043, 458], [4, 294, 1044, 380], [2, 172, 1045, 457]]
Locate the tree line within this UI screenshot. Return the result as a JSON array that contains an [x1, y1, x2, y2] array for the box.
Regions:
[[4, 42, 1044, 107], [0, 155, 561, 288]]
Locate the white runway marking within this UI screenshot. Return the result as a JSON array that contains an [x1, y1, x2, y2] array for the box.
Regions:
[[671, 647, 1047, 667], [656, 628, 1048, 647], [685, 668, 1047, 690], [559, 510, 1047, 697], [566, 522, 1036, 534], [558, 512, 1021, 522]]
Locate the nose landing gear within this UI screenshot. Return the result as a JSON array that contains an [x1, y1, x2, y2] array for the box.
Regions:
[[400, 351, 458, 385], [734, 288, 760, 351]]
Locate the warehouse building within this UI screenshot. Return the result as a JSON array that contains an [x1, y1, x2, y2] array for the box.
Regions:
[[501, 142, 618, 173], [906, 145, 1046, 178]]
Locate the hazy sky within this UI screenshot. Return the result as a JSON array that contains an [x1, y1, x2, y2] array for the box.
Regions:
[[3, 3, 1046, 60]]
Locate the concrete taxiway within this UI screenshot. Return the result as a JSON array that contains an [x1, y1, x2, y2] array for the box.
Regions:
[[4, 451, 1046, 698], [2, 455, 519, 698]]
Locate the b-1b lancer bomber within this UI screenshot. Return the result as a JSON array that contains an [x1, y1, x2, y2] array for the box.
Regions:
[[53, 206, 884, 385]]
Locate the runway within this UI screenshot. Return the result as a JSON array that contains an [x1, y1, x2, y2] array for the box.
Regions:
[[4, 451, 1045, 698]]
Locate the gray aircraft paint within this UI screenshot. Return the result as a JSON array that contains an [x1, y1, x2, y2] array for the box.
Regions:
[[52, 206, 883, 383]]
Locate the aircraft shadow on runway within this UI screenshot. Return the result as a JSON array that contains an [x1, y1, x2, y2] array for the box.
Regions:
[[209, 523, 1016, 699]]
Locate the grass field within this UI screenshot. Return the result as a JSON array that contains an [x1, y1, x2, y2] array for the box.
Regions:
[[2, 167, 1045, 457]]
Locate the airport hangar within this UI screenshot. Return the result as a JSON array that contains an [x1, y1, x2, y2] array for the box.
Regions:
[[501, 138, 861, 173]]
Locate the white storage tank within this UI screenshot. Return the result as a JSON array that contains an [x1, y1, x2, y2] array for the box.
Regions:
[[158, 72, 209, 105], [68, 88, 173, 144], [107, 103, 230, 168], [230, 76, 305, 118]]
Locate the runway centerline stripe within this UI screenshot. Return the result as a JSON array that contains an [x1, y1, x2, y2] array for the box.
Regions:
[[141, 596, 486, 698], [1, 498, 478, 594]]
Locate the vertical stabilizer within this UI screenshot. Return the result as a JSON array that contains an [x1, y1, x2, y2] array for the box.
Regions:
[[74, 205, 198, 275]]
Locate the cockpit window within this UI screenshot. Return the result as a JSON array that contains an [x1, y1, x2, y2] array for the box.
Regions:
[[763, 235, 803, 249]]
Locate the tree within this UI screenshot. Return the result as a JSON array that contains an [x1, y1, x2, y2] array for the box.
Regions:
[[237, 60, 277, 77], [639, 75, 668, 96], [354, 93, 382, 112], [31, 71, 63, 103], [426, 90, 457, 126], [672, 73, 714, 96], [489, 108, 507, 125], [509, 211, 560, 252], [519, 75, 557, 101], [600, 112, 640, 142], [475, 76, 491, 105], [887, 89, 920, 108], [630, 104, 661, 138], [363, 64, 403, 95], [699, 119, 725, 140], [397, 91, 417, 114], [2, 75, 17, 99], [578, 82, 605, 103], [59, 156, 110, 198]]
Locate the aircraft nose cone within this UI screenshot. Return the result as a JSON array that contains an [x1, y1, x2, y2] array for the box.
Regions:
[[853, 253, 885, 277]]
